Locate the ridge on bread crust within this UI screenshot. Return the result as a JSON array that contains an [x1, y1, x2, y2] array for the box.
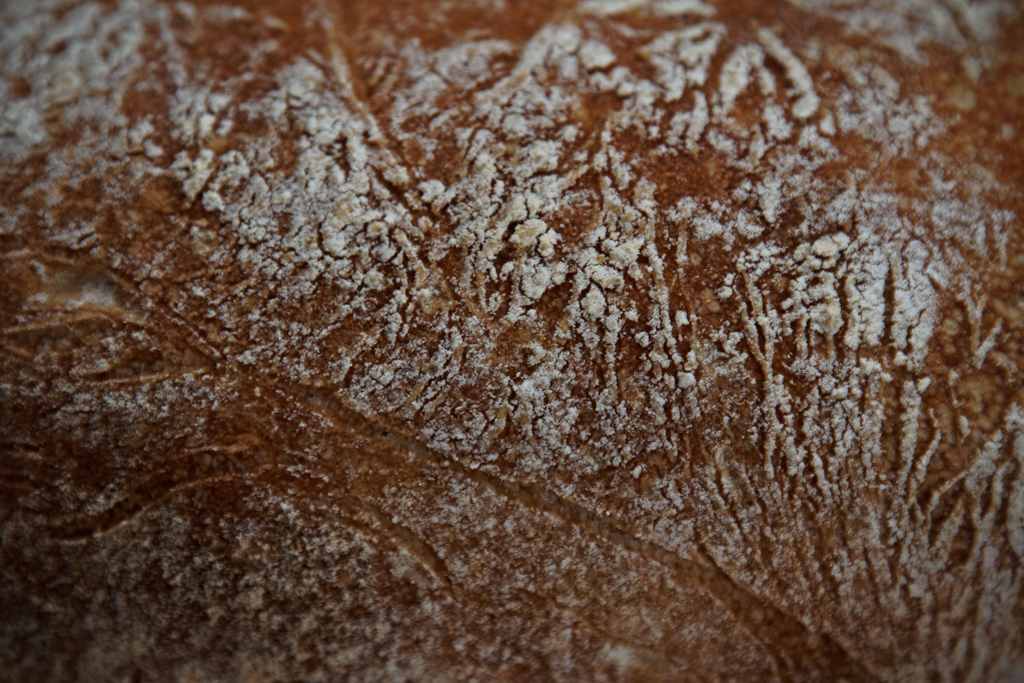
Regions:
[[1, 1, 1023, 681]]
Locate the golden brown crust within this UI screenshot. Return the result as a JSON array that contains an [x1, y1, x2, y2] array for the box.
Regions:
[[2, 0, 1024, 681]]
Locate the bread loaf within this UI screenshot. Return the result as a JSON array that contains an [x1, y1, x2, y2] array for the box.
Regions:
[[2, 0, 1023, 680]]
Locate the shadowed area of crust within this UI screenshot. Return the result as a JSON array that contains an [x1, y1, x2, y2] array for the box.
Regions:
[[2, 0, 1024, 681]]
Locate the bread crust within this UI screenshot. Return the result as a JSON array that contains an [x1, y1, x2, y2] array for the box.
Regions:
[[2, 1, 1023, 681]]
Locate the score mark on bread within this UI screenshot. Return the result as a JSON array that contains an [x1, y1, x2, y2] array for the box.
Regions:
[[1, 0, 1023, 681]]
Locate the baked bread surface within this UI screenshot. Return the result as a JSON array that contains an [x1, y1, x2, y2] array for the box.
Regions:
[[2, 0, 1024, 681]]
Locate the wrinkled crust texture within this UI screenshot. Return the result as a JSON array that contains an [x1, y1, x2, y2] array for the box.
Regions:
[[2, 0, 1024, 681]]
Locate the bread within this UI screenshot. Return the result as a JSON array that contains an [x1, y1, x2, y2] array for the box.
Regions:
[[2, 0, 1023, 680]]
